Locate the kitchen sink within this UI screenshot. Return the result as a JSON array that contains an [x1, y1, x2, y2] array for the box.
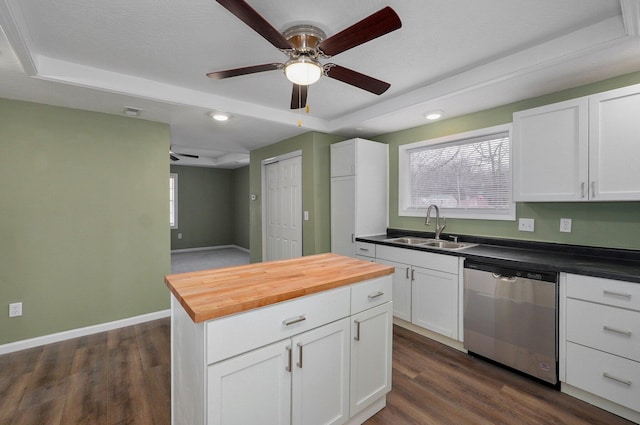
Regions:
[[384, 237, 476, 250], [384, 237, 432, 245]]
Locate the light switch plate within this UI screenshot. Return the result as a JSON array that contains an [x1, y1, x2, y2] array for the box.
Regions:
[[518, 218, 535, 232], [560, 218, 572, 233]]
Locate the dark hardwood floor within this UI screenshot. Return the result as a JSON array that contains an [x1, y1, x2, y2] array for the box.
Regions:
[[0, 318, 635, 425]]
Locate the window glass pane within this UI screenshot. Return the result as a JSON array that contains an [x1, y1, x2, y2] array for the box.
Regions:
[[399, 127, 513, 220], [408, 133, 510, 211]]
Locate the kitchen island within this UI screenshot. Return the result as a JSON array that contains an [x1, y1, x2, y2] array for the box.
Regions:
[[165, 253, 394, 425]]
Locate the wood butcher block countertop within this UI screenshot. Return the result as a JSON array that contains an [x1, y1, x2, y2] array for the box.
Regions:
[[165, 253, 394, 323]]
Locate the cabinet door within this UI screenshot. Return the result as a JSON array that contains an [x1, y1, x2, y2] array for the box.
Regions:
[[331, 140, 355, 177], [291, 318, 350, 425], [411, 266, 459, 339], [207, 340, 291, 425], [512, 98, 589, 201], [376, 258, 411, 321], [331, 176, 356, 257], [350, 302, 393, 417], [589, 85, 640, 200]]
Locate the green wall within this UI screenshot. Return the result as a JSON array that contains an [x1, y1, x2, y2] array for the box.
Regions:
[[170, 164, 250, 250], [372, 71, 640, 250], [232, 166, 250, 249], [249, 132, 345, 262], [0, 98, 171, 345]]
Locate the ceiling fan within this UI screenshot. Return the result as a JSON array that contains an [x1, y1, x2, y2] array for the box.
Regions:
[[170, 147, 200, 161], [207, 0, 402, 109]]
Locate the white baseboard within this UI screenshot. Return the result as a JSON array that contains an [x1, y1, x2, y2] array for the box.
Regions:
[[393, 317, 466, 352], [0, 309, 170, 355], [171, 244, 249, 254]]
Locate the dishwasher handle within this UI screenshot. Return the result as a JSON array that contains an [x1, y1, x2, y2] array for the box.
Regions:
[[491, 273, 517, 282]]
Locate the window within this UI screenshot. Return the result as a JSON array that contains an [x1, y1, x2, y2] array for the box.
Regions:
[[398, 124, 514, 220], [170, 173, 178, 228]]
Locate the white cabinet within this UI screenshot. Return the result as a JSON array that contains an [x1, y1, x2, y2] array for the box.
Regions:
[[291, 319, 351, 425], [207, 319, 350, 425], [411, 266, 458, 339], [331, 139, 388, 257], [560, 273, 640, 423], [512, 98, 588, 201], [589, 85, 640, 200], [513, 84, 640, 202], [350, 303, 392, 417], [376, 245, 461, 340], [172, 275, 393, 425], [376, 258, 411, 321], [207, 340, 292, 425]]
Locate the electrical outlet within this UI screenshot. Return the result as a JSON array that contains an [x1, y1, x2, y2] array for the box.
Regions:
[[304, 211, 309, 221], [518, 218, 535, 232], [9, 302, 22, 318], [178, 233, 182, 239], [560, 218, 572, 233]]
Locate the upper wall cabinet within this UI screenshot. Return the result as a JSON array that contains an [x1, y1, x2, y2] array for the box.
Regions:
[[513, 84, 640, 202]]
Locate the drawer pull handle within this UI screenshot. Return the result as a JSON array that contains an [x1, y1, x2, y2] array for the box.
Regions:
[[354, 320, 361, 341], [285, 345, 292, 372], [359, 247, 370, 252], [603, 326, 632, 337], [283, 315, 306, 326], [603, 372, 632, 386], [368, 291, 384, 300], [603, 290, 632, 299], [296, 343, 303, 368], [406, 267, 410, 279]]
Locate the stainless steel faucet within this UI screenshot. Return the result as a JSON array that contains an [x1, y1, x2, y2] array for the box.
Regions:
[[425, 204, 446, 240]]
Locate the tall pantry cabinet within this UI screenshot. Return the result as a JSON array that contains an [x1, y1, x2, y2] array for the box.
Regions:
[[331, 139, 388, 257]]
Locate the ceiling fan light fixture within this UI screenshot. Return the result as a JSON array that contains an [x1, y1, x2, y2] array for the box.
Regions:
[[285, 57, 322, 86]]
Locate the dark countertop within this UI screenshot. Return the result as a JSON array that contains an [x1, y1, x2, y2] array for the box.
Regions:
[[357, 230, 640, 284]]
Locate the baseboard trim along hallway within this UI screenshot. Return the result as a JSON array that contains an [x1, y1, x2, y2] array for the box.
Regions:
[[0, 309, 170, 355]]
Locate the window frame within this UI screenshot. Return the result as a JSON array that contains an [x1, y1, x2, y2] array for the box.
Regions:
[[170, 173, 178, 229], [398, 124, 515, 221]]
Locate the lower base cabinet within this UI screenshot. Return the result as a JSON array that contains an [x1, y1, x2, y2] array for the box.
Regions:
[[208, 319, 350, 425], [376, 246, 461, 340], [172, 275, 393, 425], [350, 303, 393, 417]]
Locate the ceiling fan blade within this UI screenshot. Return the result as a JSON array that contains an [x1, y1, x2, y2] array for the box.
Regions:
[[290, 84, 308, 109], [170, 154, 180, 161], [317, 7, 401, 57], [207, 63, 283, 80], [216, 0, 293, 50], [177, 153, 199, 159], [324, 64, 390, 95]]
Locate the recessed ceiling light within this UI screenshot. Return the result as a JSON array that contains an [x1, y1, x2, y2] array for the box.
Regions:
[[425, 110, 443, 120], [123, 106, 141, 117], [210, 112, 230, 122]]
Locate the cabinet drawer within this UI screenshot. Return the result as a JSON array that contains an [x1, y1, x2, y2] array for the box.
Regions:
[[376, 245, 459, 274], [566, 298, 640, 362], [566, 342, 640, 412], [566, 274, 640, 311], [351, 275, 392, 314], [355, 242, 376, 258], [206, 286, 350, 364]]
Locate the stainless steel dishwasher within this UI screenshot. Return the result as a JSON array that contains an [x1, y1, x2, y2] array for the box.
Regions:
[[463, 261, 559, 385]]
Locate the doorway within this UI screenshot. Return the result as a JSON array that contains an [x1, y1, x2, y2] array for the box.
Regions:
[[262, 152, 302, 261]]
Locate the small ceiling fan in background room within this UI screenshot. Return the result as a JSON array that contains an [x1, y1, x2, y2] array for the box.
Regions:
[[207, 0, 402, 110], [170, 146, 199, 161]]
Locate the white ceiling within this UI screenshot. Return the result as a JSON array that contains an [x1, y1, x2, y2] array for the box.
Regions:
[[1, 0, 640, 168]]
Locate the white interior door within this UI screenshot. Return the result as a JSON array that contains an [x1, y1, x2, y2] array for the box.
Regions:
[[265, 155, 302, 261]]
